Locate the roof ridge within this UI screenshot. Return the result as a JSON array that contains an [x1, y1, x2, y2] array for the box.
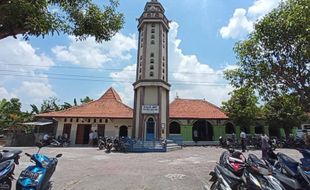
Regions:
[[36, 99, 97, 116], [202, 99, 223, 111], [99, 87, 122, 102]]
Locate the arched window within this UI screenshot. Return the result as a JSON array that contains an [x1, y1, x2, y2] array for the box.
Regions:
[[150, 65, 154, 70], [169, 122, 181, 134], [150, 72, 154, 77], [150, 52, 154, 57], [119, 126, 128, 138], [151, 35, 155, 39], [151, 23, 155, 27], [151, 40, 155, 45], [150, 59, 154, 64], [151, 29, 155, 33]]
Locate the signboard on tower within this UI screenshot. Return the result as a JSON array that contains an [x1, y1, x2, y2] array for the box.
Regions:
[[142, 105, 159, 114]]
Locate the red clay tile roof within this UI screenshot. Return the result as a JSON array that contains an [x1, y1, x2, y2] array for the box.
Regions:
[[169, 98, 228, 119], [37, 87, 133, 119]]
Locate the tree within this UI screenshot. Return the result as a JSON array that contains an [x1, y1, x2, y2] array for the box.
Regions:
[[0, 0, 124, 42], [31, 97, 61, 114], [225, 0, 310, 111], [80, 96, 93, 104], [61, 102, 72, 110], [0, 98, 32, 132], [263, 94, 307, 137], [222, 87, 260, 131]]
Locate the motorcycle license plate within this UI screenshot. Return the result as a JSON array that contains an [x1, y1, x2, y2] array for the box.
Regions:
[[21, 170, 39, 180]]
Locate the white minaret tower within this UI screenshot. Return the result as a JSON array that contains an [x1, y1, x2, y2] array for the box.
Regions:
[[133, 0, 170, 141]]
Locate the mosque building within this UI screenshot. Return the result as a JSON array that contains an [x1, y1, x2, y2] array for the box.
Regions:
[[38, 0, 269, 145]]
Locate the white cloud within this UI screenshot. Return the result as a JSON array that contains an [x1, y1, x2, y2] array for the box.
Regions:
[[111, 22, 233, 107], [52, 33, 137, 68], [15, 81, 56, 104], [0, 37, 56, 110], [109, 64, 136, 106], [220, 0, 283, 39], [0, 87, 15, 100], [220, 9, 254, 39]]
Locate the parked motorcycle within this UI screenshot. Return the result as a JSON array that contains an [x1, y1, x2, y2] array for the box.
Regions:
[[98, 136, 106, 150], [105, 138, 113, 153], [210, 148, 285, 190], [209, 164, 245, 190], [113, 138, 127, 152], [16, 143, 62, 190], [245, 153, 285, 190], [266, 148, 309, 189], [0, 149, 22, 190]]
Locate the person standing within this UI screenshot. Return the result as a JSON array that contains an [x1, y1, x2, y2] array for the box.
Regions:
[[93, 130, 98, 146], [261, 132, 270, 159], [89, 130, 94, 146], [240, 130, 246, 152]]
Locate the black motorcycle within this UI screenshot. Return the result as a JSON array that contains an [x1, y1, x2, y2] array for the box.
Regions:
[[105, 138, 113, 153], [0, 149, 22, 190], [244, 154, 285, 190], [210, 149, 285, 190], [113, 138, 127, 152], [265, 148, 307, 189], [98, 136, 106, 150], [210, 149, 246, 190]]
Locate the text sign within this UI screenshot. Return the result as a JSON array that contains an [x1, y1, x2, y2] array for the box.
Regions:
[[142, 105, 159, 114]]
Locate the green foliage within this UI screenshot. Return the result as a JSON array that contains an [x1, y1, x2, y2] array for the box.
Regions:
[[0, 0, 124, 42], [80, 96, 93, 104], [263, 94, 308, 137], [225, 0, 310, 111], [222, 87, 260, 130], [0, 98, 32, 133]]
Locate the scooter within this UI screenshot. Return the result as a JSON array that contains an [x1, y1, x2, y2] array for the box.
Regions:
[[0, 149, 22, 190], [244, 154, 285, 190], [250, 153, 303, 190], [97, 136, 105, 150], [266, 149, 309, 189], [209, 164, 245, 190], [16, 143, 62, 190], [105, 138, 113, 153]]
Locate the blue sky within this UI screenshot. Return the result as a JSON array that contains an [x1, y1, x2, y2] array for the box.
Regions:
[[0, 0, 283, 110]]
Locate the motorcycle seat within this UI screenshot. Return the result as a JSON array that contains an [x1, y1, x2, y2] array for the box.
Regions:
[[216, 165, 243, 182], [248, 154, 266, 167], [298, 149, 310, 159], [277, 153, 299, 176], [0, 150, 22, 162], [0, 160, 11, 171]]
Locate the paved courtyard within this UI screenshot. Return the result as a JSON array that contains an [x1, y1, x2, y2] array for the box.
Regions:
[[5, 147, 303, 190]]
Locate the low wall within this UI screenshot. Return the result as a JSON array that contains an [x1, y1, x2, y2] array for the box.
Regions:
[[5, 133, 36, 147]]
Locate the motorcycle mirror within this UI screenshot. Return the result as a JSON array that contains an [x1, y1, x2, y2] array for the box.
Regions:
[[25, 153, 32, 157], [56, 154, 62, 158], [35, 142, 44, 148]]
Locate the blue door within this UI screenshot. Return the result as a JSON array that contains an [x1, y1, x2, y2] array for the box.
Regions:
[[146, 118, 155, 141]]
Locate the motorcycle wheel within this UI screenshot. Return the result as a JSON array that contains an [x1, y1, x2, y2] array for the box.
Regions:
[[99, 144, 104, 150], [210, 181, 219, 190]]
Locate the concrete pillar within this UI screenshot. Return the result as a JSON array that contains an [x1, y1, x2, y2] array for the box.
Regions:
[[71, 123, 77, 145]]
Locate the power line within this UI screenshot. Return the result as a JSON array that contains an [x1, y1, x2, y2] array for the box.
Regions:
[[0, 69, 228, 84], [0, 63, 225, 75], [0, 73, 229, 86]]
